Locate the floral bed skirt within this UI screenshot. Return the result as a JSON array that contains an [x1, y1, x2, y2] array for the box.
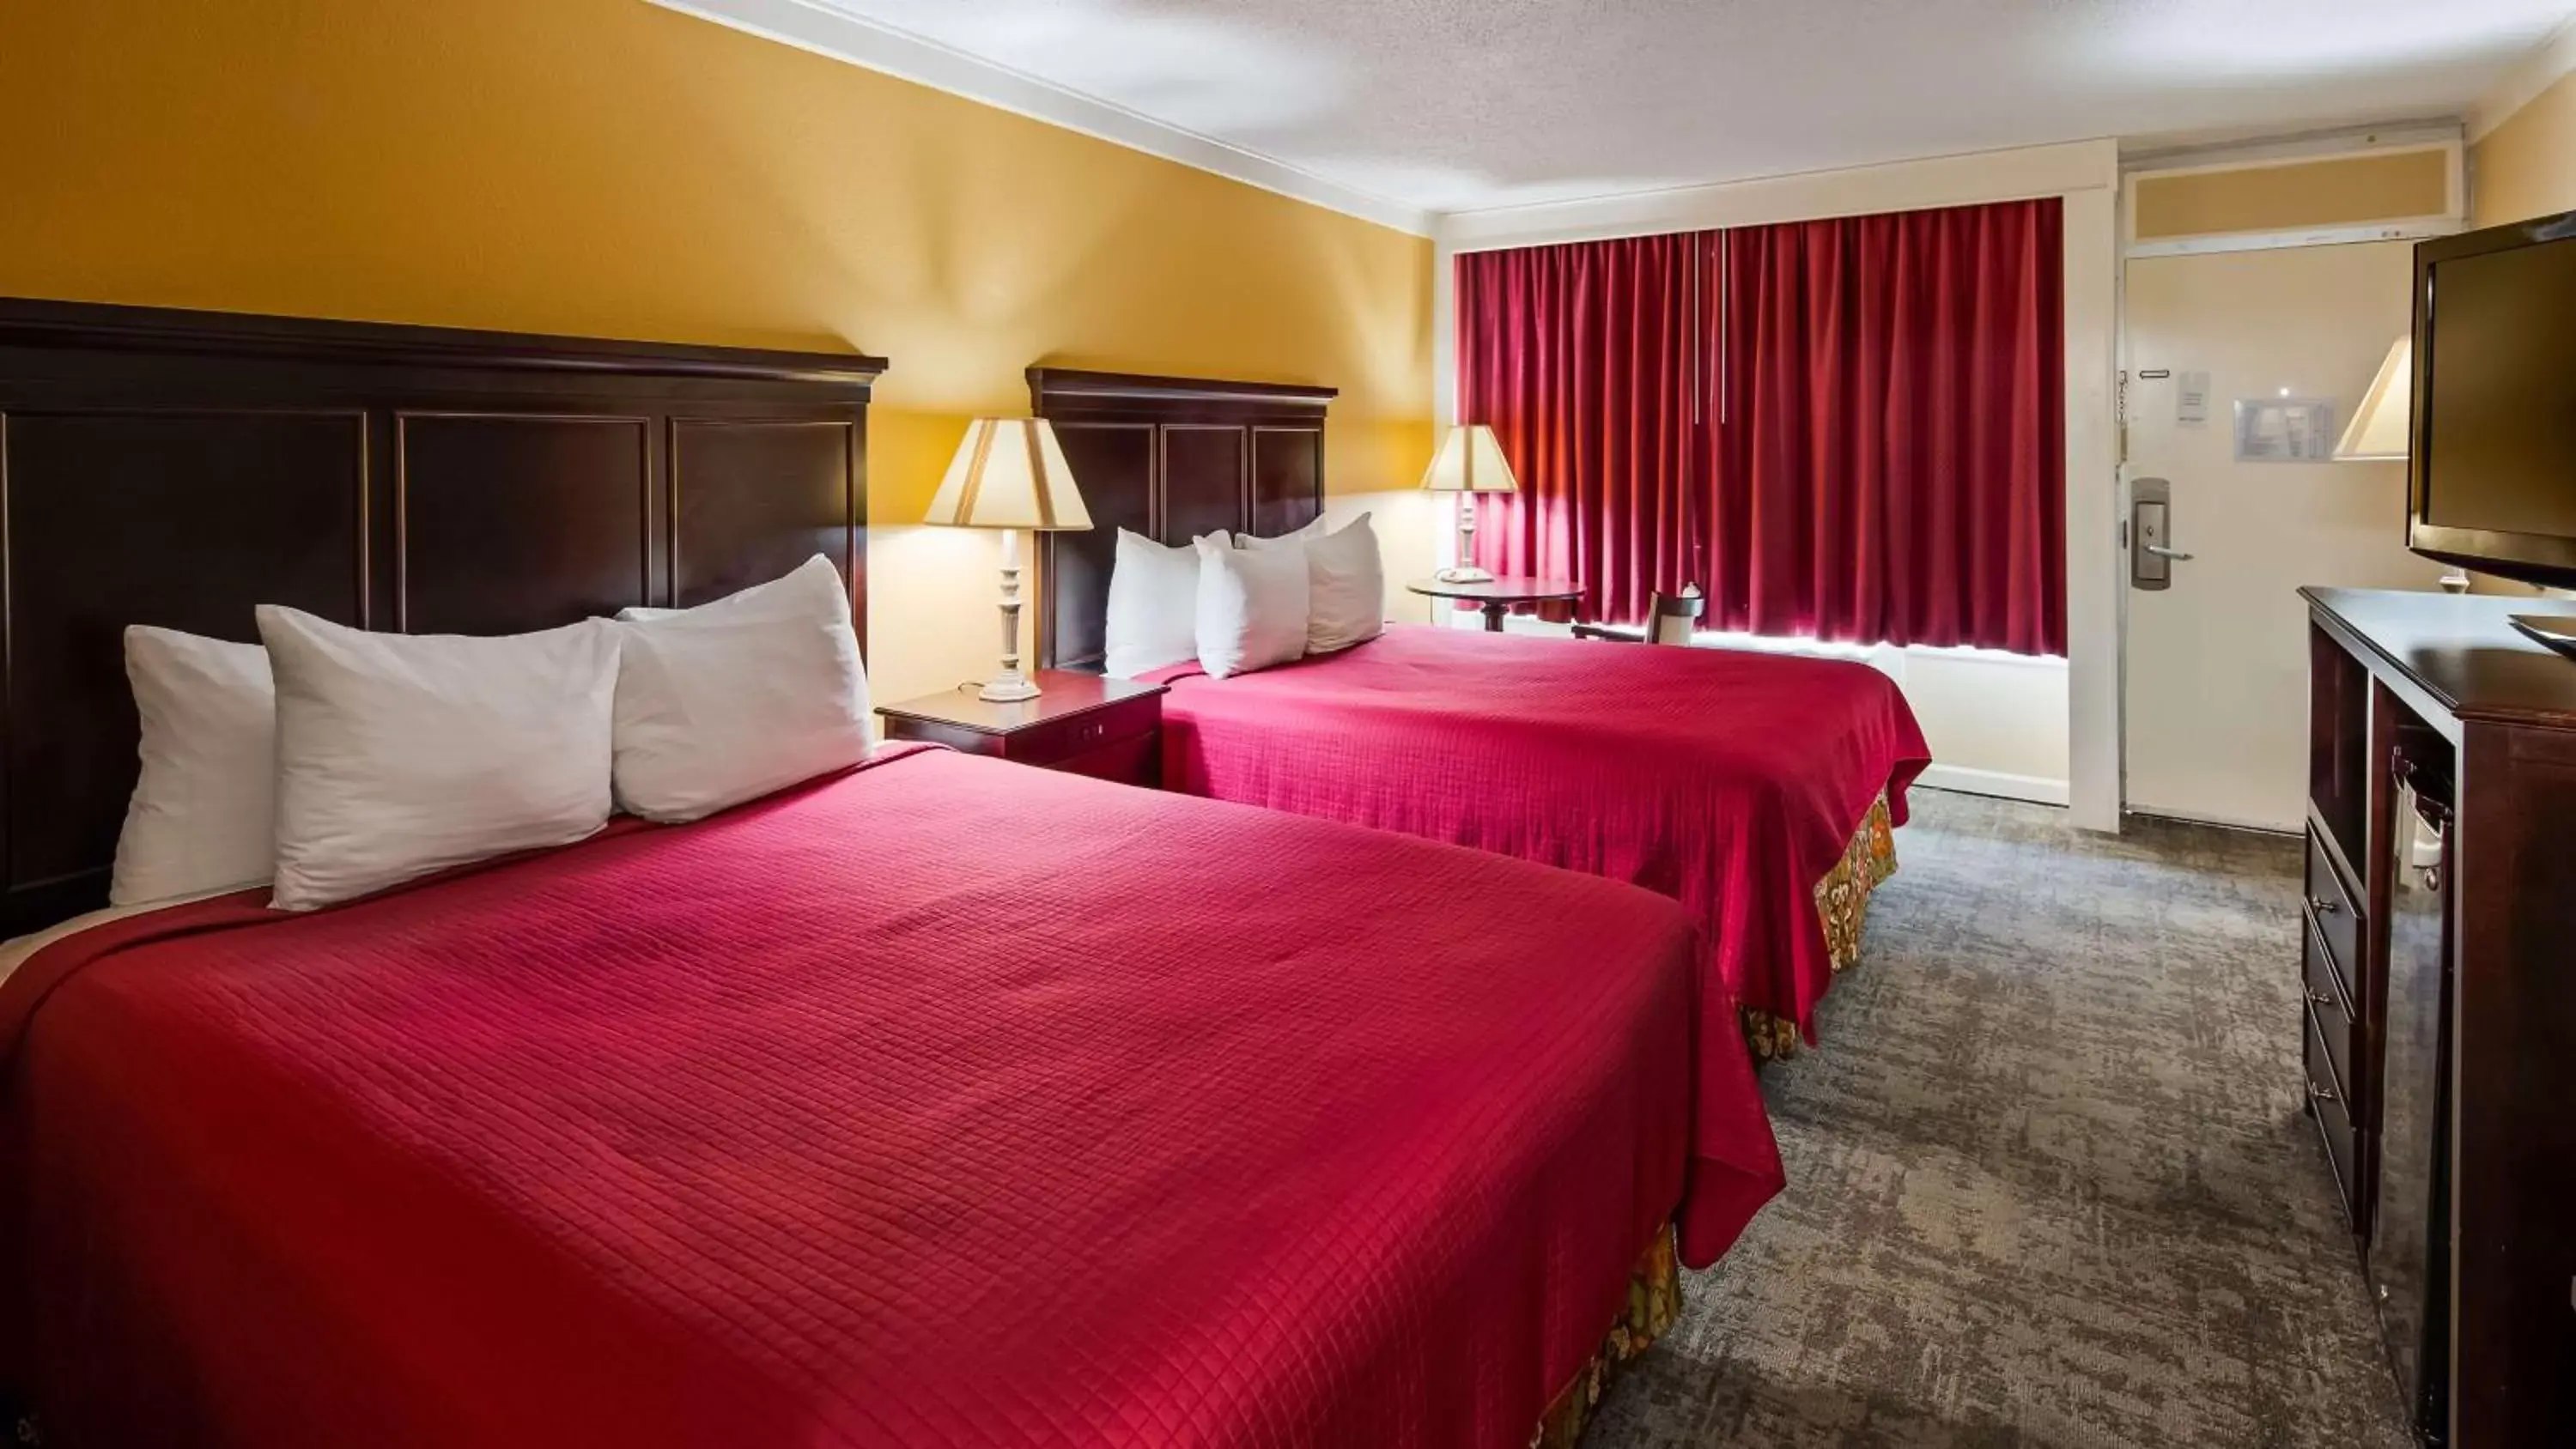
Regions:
[[1531, 1225, 1681, 1448], [1741, 791, 1899, 1063]]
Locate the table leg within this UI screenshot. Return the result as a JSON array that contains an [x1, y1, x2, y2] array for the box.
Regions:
[[1481, 602, 1507, 632]]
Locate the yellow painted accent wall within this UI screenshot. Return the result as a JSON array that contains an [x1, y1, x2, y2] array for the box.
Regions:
[[2473, 70, 2576, 227], [0, 0, 1437, 702], [2133, 150, 2450, 239]]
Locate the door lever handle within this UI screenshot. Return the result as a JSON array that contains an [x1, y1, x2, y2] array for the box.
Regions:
[[2142, 543, 2195, 561]]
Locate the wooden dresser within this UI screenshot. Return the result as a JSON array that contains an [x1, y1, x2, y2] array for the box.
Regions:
[[2299, 587, 2576, 1446]]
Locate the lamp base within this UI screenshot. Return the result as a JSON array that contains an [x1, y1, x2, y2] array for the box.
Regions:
[[982, 530, 1043, 703], [1434, 565, 1496, 585]]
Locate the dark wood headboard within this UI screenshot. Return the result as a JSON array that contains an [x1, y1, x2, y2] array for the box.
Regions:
[[0, 297, 884, 933], [1030, 367, 1334, 671]]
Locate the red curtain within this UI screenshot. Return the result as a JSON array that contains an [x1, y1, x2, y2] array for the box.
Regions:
[[1453, 197, 2064, 656], [1708, 200, 2064, 654], [1453, 233, 1705, 625]]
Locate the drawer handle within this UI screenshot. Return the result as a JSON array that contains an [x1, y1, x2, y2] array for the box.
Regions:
[[2308, 1081, 2339, 1104], [2306, 989, 2336, 1008], [2308, 895, 2341, 916]]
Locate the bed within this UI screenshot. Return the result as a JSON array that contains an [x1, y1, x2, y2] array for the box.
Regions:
[[1028, 369, 1932, 1058], [0, 746, 1782, 1446], [0, 300, 1781, 1446], [1143, 626, 1927, 1057]]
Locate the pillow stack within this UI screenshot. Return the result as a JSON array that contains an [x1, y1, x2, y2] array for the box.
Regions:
[[1099, 513, 1385, 682], [108, 555, 868, 914], [1233, 513, 1386, 656]]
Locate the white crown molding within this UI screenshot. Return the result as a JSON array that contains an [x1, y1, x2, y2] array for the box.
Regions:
[[1434, 138, 2119, 253], [2469, 16, 2576, 142], [2122, 120, 2461, 174], [646, 0, 1434, 237]]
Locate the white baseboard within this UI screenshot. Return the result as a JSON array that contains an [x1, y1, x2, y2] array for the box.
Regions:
[[2123, 804, 2300, 836], [1913, 764, 2070, 807]]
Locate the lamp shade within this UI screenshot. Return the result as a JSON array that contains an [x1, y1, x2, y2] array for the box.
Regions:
[[2334, 336, 2413, 462], [925, 418, 1093, 530], [1419, 424, 1521, 494]]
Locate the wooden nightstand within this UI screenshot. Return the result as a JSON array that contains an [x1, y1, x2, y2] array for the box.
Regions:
[[875, 671, 1167, 787]]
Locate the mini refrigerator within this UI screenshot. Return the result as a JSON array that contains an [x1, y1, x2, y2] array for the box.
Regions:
[[2374, 749, 2453, 1444]]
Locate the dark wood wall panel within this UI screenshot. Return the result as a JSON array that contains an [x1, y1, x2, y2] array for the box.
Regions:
[[0, 296, 883, 932], [1161, 427, 1249, 545], [1028, 369, 1335, 672], [1250, 427, 1324, 540], [398, 414, 652, 636], [1042, 422, 1156, 671], [671, 418, 863, 615], [2, 409, 367, 900]]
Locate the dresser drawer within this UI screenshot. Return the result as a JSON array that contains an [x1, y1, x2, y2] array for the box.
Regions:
[[2300, 917, 2359, 1113], [2302, 826, 2362, 1002], [2304, 1002, 2367, 1237]]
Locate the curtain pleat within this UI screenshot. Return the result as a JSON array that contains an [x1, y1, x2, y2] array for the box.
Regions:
[[1458, 197, 2065, 657], [1454, 233, 1702, 625]]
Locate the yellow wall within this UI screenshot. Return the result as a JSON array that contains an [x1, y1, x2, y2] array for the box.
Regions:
[[0, 0, 1437, 702], [2134, 149, 2450, 239], [2473, 69, 2576, 227]]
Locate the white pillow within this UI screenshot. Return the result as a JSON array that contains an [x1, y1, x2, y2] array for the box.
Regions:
[[109, 627, 276, 906], [1238, 513, 1384, 655], [611, 555, 870, 823], [1194, 534, 1309, 679], [1233, 516, 1327, 551], [1104, 528, 1224, 678], [259, 607, 619, 912], [615, 556, 849, 627]]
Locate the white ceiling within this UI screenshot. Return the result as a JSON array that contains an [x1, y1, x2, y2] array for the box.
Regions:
[[713, 0, 2576, 221]]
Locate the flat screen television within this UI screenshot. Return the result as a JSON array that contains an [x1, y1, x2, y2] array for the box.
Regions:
[[2411, 209, 2576, 591]]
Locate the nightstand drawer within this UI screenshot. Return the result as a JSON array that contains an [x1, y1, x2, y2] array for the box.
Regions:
[[1002, 700, 1156, 764], [1052, 730, 1159, 787], [875, 671, 1166, 783]]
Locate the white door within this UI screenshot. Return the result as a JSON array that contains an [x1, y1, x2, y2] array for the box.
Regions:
[[2121, 240, 2445, 831]]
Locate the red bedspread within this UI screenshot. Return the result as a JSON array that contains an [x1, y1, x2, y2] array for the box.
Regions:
[[0, 749, 1779, 1446], [1148, 626, 1932, 1042]]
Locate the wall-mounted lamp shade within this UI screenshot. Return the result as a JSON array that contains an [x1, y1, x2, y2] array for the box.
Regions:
[[1419, 424, 1522, 494], [2334, 336, 2412, 462], [925, 418, 1094, 530]]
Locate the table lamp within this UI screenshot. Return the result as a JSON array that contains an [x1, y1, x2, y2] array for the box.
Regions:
[[925, 418, 1094, 700], [1419, 424, 1519, 584], [2336, 336, 2464, 593], [2335, 336, 2411, 463]]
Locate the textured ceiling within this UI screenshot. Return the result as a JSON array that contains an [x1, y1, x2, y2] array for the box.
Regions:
[[807, 0, 2573, 215]]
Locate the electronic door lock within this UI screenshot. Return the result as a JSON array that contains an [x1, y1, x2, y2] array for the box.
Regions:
[[2130, 478, 2190, 590]]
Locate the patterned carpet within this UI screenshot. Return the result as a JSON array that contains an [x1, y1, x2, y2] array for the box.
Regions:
[[1587, 790, 2412, 1449]]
